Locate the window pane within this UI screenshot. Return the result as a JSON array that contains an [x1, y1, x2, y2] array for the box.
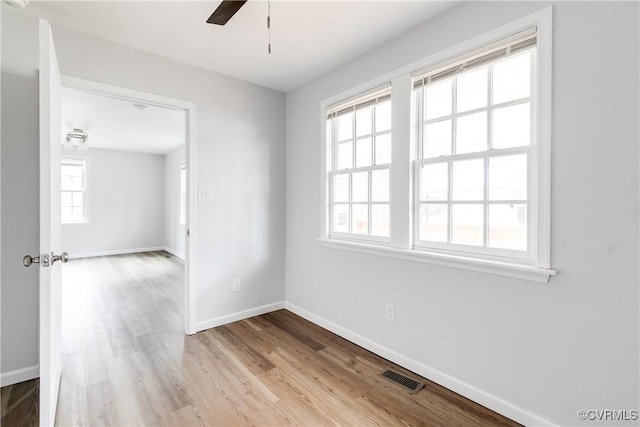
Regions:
[[456, 112, 487, 154], [61, 165, 73, 176], [61, 192, 72, 207], [421, 163, 448, 201], [452, 204, 483, 246], [452, 159, 484, 200], [375, 100, 391, 132], [492, 103, 530, 149], [371, 204, 390, 237], [375, 134, 392, 165], [424, 120, 451, 158], [489, 154, 527, 200], [356, 106, 373, 137], [71, 166, 82, 177], [493, 51, 531, 104], [457, 67, 488, 113], [419, 204, 448, 242], [61, 207, 72, 222], [61, 176, 72, 190], [337, 112, 353, 141], [352, 204, 368, 235], [72, 192, 83, 207], [425, 79, 452, 120], [337, 142, 352, 170], [489, 204, 527, 250], [352, 171, 368, 202], [355, 137, 372, 168], [333, 174, 349, 202], [333, 204, 349, 233], [71, 176, 82, 191], [72, 207, 83, 221], [371, 169, 389, 202]]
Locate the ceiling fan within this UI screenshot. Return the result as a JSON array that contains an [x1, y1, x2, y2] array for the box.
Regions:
[[206, 0, 248, 26], [207, 0, 272, 54]]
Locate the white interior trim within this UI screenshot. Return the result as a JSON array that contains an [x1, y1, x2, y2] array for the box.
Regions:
[[60, 75, 198, 335], [196, 301, 285, 332], [319, 238, 555, 283], [0, 365, 39, 387], [285, 302, 558, 427]]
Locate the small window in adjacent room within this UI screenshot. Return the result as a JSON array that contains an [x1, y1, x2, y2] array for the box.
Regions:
[[61, 158, 87, 224], [180, 164, 186, 225], [326, 86, 392, 243], [413, 30, 539, 263]]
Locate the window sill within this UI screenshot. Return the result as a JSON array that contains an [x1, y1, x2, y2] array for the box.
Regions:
[[318, 238, 556, 283]]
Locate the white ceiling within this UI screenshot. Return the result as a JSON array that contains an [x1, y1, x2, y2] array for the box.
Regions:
[[21, 0, 458, 92], [61, 87, 185, 154]]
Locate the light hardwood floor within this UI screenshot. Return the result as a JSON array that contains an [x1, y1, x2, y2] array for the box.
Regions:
[[2, 251, 520, 426]]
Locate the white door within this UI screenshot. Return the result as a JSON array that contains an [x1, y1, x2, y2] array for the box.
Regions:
[[38, 19, 64, 427]]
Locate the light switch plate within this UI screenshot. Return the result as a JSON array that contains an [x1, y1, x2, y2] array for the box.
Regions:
[[198, 187, 212, 202]]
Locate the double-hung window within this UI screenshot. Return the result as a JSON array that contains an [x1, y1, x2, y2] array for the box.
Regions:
[[326, 86, 392, 242], [321, 8, 554, 282], [414, 30, 538, 262], [61, 158, 87, 224]]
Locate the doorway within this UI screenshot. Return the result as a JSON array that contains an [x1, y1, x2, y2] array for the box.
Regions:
[[62, 76, 196, 335]]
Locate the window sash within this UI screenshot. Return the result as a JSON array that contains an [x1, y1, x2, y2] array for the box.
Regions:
[[61, 159, 87, 223], [412, 43, 537, 261], [328, 87, 392, 242]]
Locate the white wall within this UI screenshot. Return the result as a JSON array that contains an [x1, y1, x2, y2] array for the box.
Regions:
[[163, 145, 185, 258], [1, 10, 285, 382], [61, 147, 165, 256], [285, 2, 639, 426], [1, 10, 40, 382]]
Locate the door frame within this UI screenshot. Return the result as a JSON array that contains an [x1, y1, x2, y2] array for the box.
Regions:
[[60, 75, 198, 334]]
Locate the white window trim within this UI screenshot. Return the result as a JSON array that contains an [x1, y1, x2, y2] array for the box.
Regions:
[[61, 155, 90, 226], [327, 86, 393, 242], [320, 7, 555, 283]]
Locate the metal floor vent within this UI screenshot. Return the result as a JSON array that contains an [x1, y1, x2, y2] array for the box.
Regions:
[[380, 369, 425, 394]]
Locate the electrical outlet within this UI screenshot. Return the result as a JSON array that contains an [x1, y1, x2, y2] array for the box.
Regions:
[[233, 279, 241, 293], [385, 304, 395, 322]]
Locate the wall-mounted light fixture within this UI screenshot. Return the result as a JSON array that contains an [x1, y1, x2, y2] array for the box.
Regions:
[[63, 128, 89, 150]]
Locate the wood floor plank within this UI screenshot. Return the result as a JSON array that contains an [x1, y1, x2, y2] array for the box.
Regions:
[[2, 251, 521, 427], [1, 379, 39, 427], [55, 352, 89, 427]]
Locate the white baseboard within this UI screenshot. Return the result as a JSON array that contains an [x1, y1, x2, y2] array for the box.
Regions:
[[1, 365, 39, 387], [162, 246, 185, 260], [284, 302, 557, 427], [196, 301, 285, 332], [71, 247, 164, 259]]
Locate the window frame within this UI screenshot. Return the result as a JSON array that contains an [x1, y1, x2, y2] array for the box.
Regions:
[[319, 7, 555, 283], [412, 41, 538, 264], [326, 86, 393, 244], [61, 156, 89, 225]]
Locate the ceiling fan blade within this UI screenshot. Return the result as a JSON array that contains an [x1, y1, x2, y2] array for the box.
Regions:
[[206, 0, 248, 26]]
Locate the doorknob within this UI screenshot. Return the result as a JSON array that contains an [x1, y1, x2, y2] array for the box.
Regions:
[[51, 252, 70, 265], [23, 253, 50, 267]]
